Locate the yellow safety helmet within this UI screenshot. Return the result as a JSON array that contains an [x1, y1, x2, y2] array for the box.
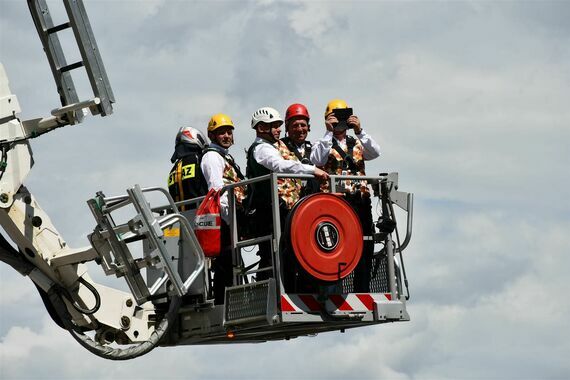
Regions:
[[208, 113, 234, 132], [324, 99, 349, 117]]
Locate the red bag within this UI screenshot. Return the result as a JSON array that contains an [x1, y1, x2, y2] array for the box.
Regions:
[[194, 189, 222, 257]]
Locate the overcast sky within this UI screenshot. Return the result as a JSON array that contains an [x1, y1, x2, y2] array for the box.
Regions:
[[1, 0, 570, 379]]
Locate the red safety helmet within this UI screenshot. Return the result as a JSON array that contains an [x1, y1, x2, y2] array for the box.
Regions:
[[285, 103, 310, 123]]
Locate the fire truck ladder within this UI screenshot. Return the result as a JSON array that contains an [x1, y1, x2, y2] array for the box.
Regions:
[[27, 0, 114, 127]]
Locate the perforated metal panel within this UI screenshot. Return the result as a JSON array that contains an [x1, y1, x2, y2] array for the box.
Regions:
[[369, 255, 391, 293], [341, 255, 392, 293], [225, 280, 275, 325]]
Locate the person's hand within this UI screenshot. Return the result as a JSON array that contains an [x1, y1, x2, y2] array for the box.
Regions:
[[325, 114, 337, 132], [348, 115, 361, 134], [314, 167, 330, 181]]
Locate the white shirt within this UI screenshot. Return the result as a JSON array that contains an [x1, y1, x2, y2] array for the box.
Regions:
[[201, 143, 232, 222], [252, 137, 316, 174], [310, 130, 381, 166], [291, 141, 310, 159]]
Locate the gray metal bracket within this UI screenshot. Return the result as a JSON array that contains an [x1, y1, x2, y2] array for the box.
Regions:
[[87, 185, 205, 305]]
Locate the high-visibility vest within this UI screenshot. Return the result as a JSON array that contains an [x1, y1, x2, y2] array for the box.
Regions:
[[168, 153, 208, 210]]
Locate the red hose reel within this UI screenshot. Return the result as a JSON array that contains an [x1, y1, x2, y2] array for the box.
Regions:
[[289, 193, 363, 282]]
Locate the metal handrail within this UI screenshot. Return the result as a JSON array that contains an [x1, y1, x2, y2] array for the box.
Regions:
[[96, 172, 412, 301], [100, 173, 413, 258], [150, 174, 273, 214], [154, 172, 412, 253], [398, 193, 413, 252]]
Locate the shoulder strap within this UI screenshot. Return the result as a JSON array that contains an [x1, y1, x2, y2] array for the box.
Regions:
[[176, 160, 185, 201], [283, 137, 313, 162], [331, 138, 347, 159], [205, 147, 245, 180], [332, 138, 358, 173], [303, 141, 312, 161], [227, 152, 245, 180], [281, 137, 294, 153], [282, 137, 305, 162], [346, 136, 356, 157]]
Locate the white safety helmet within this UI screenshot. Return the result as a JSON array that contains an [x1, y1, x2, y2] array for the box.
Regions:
[[175, 126, 207, 150], [251, 107, 284, 129]]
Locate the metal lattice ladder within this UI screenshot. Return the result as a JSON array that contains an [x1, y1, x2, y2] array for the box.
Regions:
[[27, 0, 114, 124]]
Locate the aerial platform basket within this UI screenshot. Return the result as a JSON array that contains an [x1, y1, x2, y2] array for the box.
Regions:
[[85, 172, 413, 345]]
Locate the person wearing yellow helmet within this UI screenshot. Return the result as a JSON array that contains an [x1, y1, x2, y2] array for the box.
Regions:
[[311, 99, 381, 292], [202, 113, 245, 218], [201, 113, 246, 305], [311, 98, 380, 176]]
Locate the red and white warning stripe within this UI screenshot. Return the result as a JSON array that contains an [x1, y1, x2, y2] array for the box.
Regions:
[[281, 293, 392, 313]]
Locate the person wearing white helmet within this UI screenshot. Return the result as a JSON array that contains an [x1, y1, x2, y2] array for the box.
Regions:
[[246, 106, 329, 281], [247, 106, 328, 182], [167, 126, 208, 211]]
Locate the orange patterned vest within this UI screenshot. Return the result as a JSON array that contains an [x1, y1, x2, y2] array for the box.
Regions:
[[320, 136, 369, 195], [222, 161, 246, 207], [204, 147, 246, 207], [275, 140, 302, 209]]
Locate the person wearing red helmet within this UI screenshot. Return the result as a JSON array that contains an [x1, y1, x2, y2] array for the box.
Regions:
[[282, 103, 321, 197], [282, 103, 312, 164]]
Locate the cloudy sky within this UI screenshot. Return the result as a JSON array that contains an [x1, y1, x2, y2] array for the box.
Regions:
[[1, 0, 569, 379]]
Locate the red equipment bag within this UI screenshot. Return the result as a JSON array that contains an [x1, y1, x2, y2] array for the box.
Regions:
[[194, 189, 222, 257]]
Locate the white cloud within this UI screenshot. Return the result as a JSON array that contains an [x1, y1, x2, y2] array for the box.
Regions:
[[287, 2, 336, 44], [0, 272, 36, 306], [0, 318, 66, 362]]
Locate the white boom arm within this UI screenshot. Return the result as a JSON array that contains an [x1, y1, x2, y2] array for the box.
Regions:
[[0, 63, 163, 358]]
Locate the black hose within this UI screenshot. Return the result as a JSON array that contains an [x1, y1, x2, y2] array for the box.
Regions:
[[0, 145, 8, 182], [0, 232, 34, 275], [0, 232, 68, 328], [44, 279, 181, 360], [59, 276, 101, 315], [1, 232, 176, 360], [66, 295, 181, 360]]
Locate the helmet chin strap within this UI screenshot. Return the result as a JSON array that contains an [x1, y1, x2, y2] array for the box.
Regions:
[[259, 130, 277, 143]]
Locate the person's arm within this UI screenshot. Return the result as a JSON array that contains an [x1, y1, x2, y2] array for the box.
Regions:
[[201, 152, 229, 219], [355, 130, 381, 160], [201, 152, 225, 190], [254, 143, 315, 174], [310, 130, 333, 166], [349, 115, 381, 161]]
